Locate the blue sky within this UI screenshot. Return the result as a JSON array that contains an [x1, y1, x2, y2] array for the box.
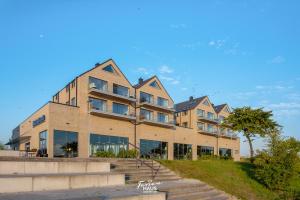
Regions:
[[0, 0, 299, 156]]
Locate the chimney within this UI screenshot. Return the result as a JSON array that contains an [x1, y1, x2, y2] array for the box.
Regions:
[[138, 77, 144, 84], [189, 96, 194, 101], [94, 62, 100, 67]]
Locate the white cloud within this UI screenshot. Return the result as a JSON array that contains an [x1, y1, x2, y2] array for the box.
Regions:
[[160, 75, 180, 85], [181, 87, 188, 91], [255, 85, 293, 91], [170, 24, 187, 29], [264, 102, 300, 117], [137, 67, 150, 75], [268, 56, 285, 64], [208, 39, 226, 49], [159, 65, 173, 74]]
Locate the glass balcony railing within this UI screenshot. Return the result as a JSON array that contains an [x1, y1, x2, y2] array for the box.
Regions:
[[89, 104, 136, 121], [139, 115, 175, 127], [139, 98, 175, 111], [89, 83, 136, 102]]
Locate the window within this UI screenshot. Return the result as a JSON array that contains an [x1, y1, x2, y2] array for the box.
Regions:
[[66, 85, 70, 92], [89, 98, 107, 111], [197, 122, 205, 130], [89, 77, 108, 91], [71, 80, 76, 88], [197, 109, 205, 117], [149, 81, 160, 89], [54, 130, 78, 157], [182, 122, 188, 128], [39, 131, 47, 157], [140, 109, 153, 120], [197, 146, 214, 157], [207, 112, 215, 120], [113, 103, 128, 115], [224, 106, 230, 113], [103, 65, 115, 73], [89, 134, 128, 157], [220, 128, 226, 134], [207, 124, 214, 133], [182, 111, 188, 116], [158, 112, 168, 123], [140, 92, 153, 104], [173, 143, 192, 160], [25, 142, 30, 151], [113, 84, 129, 97], [71, 97, 76, 106], [203, 99, 209, 106], [219, 148, 232, 157], [175, 112, 179, 117], [157, 97, 168, 107], [219, 115, 225, 123], [140, 139, 168, 160]]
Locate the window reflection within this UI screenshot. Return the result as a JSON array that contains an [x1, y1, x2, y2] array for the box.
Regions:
[[54, 130, 78, 158], [140, 139, 168, 160], [89, 134, 129, 156], [173, 143, 192, 160]]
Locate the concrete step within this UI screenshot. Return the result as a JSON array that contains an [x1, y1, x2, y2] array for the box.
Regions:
[[126, 177, 181, 184], [0, 185, 166, 200], [0, 172, 125, 193], [0, 161, 110, 175]]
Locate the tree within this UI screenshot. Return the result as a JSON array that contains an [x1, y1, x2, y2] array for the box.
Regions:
[[0, 142, 5, 150], [223, 107, 279, 162], [254, 135, 300, 198]]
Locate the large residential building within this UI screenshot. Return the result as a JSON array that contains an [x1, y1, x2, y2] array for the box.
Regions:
[[8, 59, 240, 161]]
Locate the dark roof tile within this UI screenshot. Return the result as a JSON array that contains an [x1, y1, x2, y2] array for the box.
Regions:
[[175, 96, 207, 112]]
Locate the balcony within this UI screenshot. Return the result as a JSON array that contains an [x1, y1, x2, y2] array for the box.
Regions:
[[197, 115, 219, 124], [197, 127, 219, 136], [138, 115, 175, 128], [89, 84, 136, 103], [138, 99, 175, 112], [219, 130, 238, 139], [89, 107, 136, 122]]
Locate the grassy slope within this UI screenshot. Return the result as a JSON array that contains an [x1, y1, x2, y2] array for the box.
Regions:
[[159, 160, 279, 200]]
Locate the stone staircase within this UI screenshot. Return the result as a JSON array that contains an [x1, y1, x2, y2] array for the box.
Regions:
[[110, 159, 181, 184], [0, 158, 236, 200]]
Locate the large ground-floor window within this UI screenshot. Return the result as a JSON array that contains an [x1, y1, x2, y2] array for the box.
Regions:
[[219, 148, 232, 157], [197, 146, 214, 157], [140, 139, 168, 159], [54, 130, 78, 158], [38, 130, 48, 157], [89, 134, 128, 156], [173, 143, 192, 160]]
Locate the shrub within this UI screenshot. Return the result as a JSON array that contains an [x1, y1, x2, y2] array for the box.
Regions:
[[117, 149, 138, 158], [95, 150, 115, 158], [254, 135, 300, 196]]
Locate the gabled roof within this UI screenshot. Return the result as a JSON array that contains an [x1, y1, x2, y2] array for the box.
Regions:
[[133, 76, 155, 89], [213, 104, 228, 113], [134, 75, 174, 103], [175, 96, 207, 112]]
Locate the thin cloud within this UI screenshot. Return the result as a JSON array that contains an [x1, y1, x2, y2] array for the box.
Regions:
[[136, 67, 151, 75], [159, 65, 173, 74], [208, 40, 226, 49], [170, 23, 187, 29], [268, 56, 285, 64], [160, 75, 180, 85]]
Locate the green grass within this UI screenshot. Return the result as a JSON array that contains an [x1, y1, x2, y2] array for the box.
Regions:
[[159, 159, 280, 200]]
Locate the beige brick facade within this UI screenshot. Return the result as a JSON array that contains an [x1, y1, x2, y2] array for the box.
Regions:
[[10, 59, 240, 161]]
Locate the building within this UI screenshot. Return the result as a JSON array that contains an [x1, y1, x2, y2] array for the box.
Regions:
[[8, 59, 240, 161]]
